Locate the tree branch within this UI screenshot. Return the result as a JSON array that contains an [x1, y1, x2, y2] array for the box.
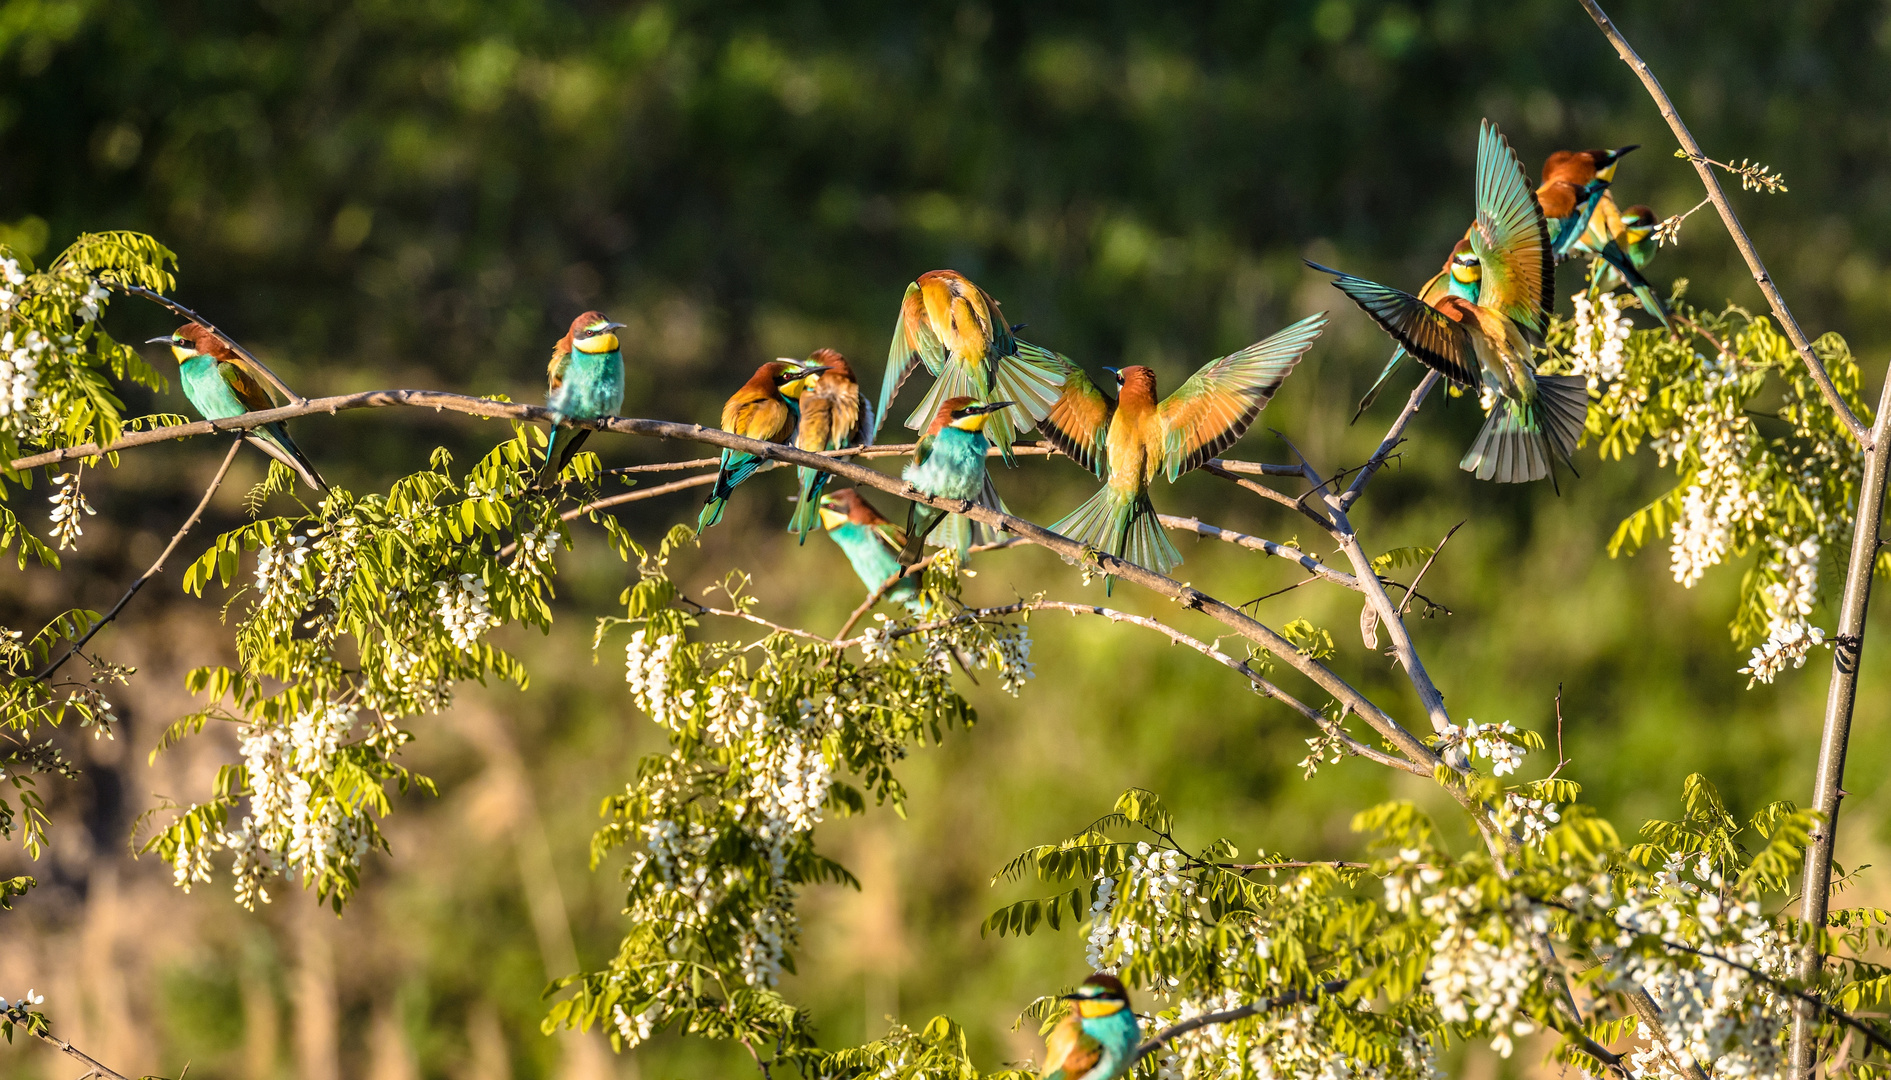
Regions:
[[1133, 980, 1352, 1061], [35, 438, 243, 681], [1341, 370, 1440, 510], [1575, 0, 1868, 447], [2, 1006, 138, 1080], [830, 539, 1028, 641]]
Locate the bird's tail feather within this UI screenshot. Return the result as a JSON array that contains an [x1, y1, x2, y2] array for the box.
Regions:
[[1051, 486, 1181, 593], [787, 465, 827, 544], [924, 473, 1009, 561], [250, 424, 327, 492], [900, 503, 946, 567], [1597, 241, 1671, 328], [985, 341, 1069, 456], [699, 451, 762, 531], [1353, 346, 1409, 424], [543, 428, 592, 478], [1459, 376, 1588, 485]]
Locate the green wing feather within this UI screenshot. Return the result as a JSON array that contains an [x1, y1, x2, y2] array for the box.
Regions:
[[216, 358, 278, 413], [1157, 310, 1327, 480], [546, 346, 572, 394], [1034, 359, 1115, 479], [1468, 120, 1553, 337], [879, 282, 944, 440], [1312, 263, 1479, 389]]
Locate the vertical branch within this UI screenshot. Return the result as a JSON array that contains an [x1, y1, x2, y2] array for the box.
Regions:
[[1575, 0, 1868, 446], [1789, 371, 1891, 1076]]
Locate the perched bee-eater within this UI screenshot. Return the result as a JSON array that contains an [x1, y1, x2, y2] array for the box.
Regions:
[[1575, 197, 1670, 327], [788, 348, 874, 545], [147, 324, 326, 491], [880, 269, 1066, 461], [698, 361, 817, 531], [542, 310, 626, 474], [1311, 120, 1588, 485], [1039, 313, 1326, 591], [817, 488, 922, 613], [1353, 237, 1481, 421], [1537, 144, 1637, 261], [1039, 974, 1141, 1080], [899, 396, 1015, 566]]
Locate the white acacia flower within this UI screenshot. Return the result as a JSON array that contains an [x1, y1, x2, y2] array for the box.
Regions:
[[434, 572, 499, 651]]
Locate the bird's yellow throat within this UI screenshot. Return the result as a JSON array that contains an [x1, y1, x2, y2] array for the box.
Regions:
[[950, 412, 991, 432], [575, 331, 620, 355], [1077, 999, 1126, 1019], [170, 344, 196, 363]]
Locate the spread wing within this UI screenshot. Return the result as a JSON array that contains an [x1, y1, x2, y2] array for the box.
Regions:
[[1312, 264, 1478, 388], [1469, 120, 1553, 336], [1157, 311, 1326, 480], [878, 282, 944, 440], [1041, 1012, 1102, 1080], [217, 358, 277, 414], [547, 346, 572, 393], [1034, 360, 1116, 479]]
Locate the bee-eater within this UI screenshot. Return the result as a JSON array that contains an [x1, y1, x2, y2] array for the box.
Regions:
[[1353, 237, 1481, 421], [543, 310, 626, 474], [147, 324, 326, 491], [787, 348, 874, 545], [899, 397, 1015, 567], [1038, 313, 1326, 591], [698, 361, 817, 531], [1310, 120, 1588, 485], [1575, 197, 1670, 327], [1039, 974, 1141, 1080], [880, 270, 1066, 461], [817, 488, 922, 613], [1537, 144, 1637, 261]]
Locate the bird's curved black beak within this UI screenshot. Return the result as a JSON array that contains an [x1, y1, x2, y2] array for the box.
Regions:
[[145, 335, 174, 346], [601, 321, 626, 331], [1101, 366, 1121, 376], [970, 401, 1016, 415]]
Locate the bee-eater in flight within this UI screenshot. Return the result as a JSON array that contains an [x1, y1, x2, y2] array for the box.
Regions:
[[898, 397, 1015, 567], [148, 324, 326, 491], [1039, 974, 1141, 1080], [1353, 237, 1481, 421], [1537, 144, 1637, 261], [788, 349, 874, 545], [880, 269, 1066, 461], [1038, 313, 1326, 591], [542, 310, 626, 474], [1575, 197, 1670, 327], [817, 488, 922, 614], [698, 361, 817, 531], [1311, 120, 1588, 485]]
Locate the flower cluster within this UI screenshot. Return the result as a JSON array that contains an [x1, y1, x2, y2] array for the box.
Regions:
[[1741, 537, 1828, 686], [1084, 842, 1198, 971], [253, 533, 311, 609], [0, 327, 45, 420], [1569, 290, 1633, 389], [45, 470, 93, 550], [1422, 888, 1544, 1058], [435, 572, 499, 651], [1436, 719, 1526, 776], [1155, 1000, 1439, 1080]]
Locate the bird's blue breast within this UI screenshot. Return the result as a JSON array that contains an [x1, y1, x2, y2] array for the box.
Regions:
[[830, 524, 917, 604], [549, 351, 625, 421], [1078, 1010, 1141, 1080], [1448, 276, 1480, 304], [179, 356, 250, 421], [903, 428, 988, 500]]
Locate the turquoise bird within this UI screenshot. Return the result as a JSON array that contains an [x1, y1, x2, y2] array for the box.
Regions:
[[1575, 197, 1670, 327], [787, 348, 873, 545], [1311, 120, 1587, 485], [817, 488, 922, 614], [147, 323, 325, 491], [1353, 236, 1481, 421], [1536, 145, 1637, 261], [898, 396, 1014, 567], [698, 361, 817, 531], [543, 310, 626, 474], [1039, 974, 1141, 1080], [880, 269, 1066, 461], [1038, 313, 1326, 592]]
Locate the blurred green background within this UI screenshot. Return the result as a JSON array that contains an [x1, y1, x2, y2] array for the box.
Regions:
[[4, 0, 1891, 1077]]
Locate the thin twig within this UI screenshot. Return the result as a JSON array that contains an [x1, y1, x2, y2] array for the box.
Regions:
[[1157, 516, 1361, 591], [1132, 980, 1350, 1061], [830, 539, 1028, 641], [1397, 521, 1463, 618], [112, 283, 307, 407], [1575, 0, 1867, 447], [1340, 369, 1440, 510], [36, 439, 243, 681], [5, 1011, 137, 1080]]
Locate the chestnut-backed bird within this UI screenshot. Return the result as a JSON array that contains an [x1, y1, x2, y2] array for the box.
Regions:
[[1537, 144, 1637, 261], [698, 361, 817, 531], [880, 270, 1066, 461], [542, 310, 626, 474], [1575, 197, 1670, 327], [1353, 237, 1481, 421], [147, 324, 326, 491], [1311, 120, 1587, 485], [898, 397, 1015, 567], [787, 349, 874, 544], [817, 488, 922, 614], [1039, 974, 1141, 1080], [1038, 313, 1326, 591]]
